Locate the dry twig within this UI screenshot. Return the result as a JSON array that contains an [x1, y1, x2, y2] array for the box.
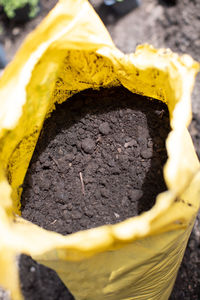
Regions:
[[79, 172, 85, 195]]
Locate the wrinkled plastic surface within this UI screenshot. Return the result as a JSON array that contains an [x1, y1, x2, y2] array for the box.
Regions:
[[0, 0, 199, 299]]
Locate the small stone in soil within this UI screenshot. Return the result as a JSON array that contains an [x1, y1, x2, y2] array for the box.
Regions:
[[128, 189, 143, 202], [99, 122, 111, 135], [124, 139, 137, 148], [81, 138, 95, 153]]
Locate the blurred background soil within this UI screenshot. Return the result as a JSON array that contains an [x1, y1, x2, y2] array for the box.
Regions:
[[0, 0, 200, 299]]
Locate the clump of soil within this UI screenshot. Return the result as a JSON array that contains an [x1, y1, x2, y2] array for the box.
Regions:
[[21, 86, 170, 235]]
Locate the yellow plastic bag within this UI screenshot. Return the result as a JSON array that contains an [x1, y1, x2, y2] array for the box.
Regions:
[[0, 0, 200, 299]]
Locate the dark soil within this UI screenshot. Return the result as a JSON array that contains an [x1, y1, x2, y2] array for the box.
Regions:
[[21, 87, 169, 234], [19, 255, 74, 300]]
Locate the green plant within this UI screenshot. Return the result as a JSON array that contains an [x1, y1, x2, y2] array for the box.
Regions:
[[0, 0, 39, 18]]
